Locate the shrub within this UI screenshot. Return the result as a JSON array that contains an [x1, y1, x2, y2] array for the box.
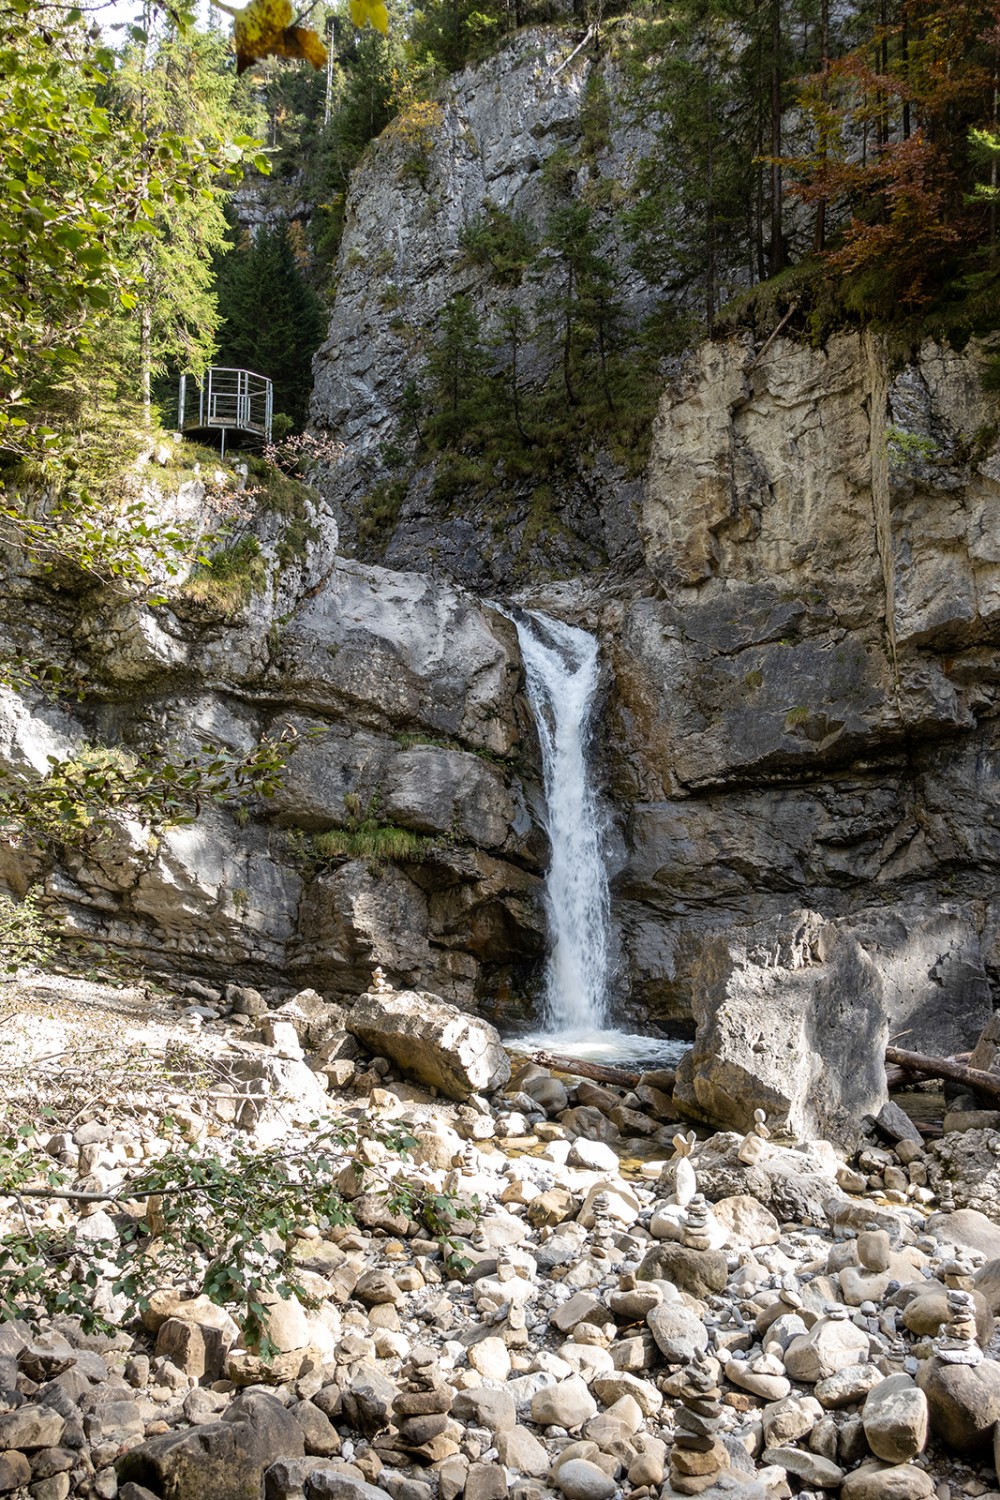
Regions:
[[0, 890, 57, 974], [180, 535, 267, 617]]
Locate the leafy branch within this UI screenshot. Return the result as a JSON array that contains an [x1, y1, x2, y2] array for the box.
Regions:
[[0, 1112, 477, 1353], [0, 724, 301, 852]]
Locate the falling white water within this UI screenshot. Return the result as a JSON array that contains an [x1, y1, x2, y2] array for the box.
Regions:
[[512, 611, 611, 1033], [507, 610, 689, 1069]]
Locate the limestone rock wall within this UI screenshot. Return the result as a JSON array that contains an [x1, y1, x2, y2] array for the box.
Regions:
[[308, 27, 656, 588], [604, 330, 1000, 1051], [0, 495, 546, 1008]]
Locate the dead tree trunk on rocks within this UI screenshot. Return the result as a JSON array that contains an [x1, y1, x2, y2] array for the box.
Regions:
[[885, 1045, 1000, 1107]]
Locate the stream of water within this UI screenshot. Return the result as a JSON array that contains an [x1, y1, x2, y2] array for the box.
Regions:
[[509, 610, 686, 1069]]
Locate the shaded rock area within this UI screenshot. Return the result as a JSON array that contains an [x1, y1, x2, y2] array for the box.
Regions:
[[3, 974, 1000, 1500]]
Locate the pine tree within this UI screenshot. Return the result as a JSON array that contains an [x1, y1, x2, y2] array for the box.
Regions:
[[109, 9, 261, 425], [214, 223, 328, 429]]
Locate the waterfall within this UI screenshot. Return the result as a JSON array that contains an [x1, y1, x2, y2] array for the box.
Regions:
[[511, 611, 611, 1034]]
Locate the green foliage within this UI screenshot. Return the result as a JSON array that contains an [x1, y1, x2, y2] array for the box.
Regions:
[[886, 426, 940, 469], [0, 731, 293, 853], [259, 10, 413, 286], [180, 534, 268, 616], [0, 5, 142, 456], [0, 1113, 476, 1342], [0, 486, 215, 600], [110, 17, 265, 420], [0, 890, 57, 974], [580, 70, 612, 160], [458, 205, 538, 285], [308, 791, 435, 870], [214, 222, 327, 429], [358, 479, 408, 544], [312, 823, 432, 864]]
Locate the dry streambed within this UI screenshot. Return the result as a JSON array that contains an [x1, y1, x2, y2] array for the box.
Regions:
[[1, 974, 1000, 1500]]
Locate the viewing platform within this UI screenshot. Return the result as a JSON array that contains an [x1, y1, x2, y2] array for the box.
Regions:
[[178, 367, 273, 456]]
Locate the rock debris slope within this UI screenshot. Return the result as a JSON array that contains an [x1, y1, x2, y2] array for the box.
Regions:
[[4, 974, 1000, 1500]]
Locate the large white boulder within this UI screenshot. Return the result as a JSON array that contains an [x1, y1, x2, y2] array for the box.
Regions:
[[346, 988, 510, 1099]]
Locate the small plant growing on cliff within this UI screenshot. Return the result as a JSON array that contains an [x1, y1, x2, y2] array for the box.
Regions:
[[0, 890, 57, 973], [458, 204, 537, 285], [180, 534, 267, 617], [886, 426, 939, 470]]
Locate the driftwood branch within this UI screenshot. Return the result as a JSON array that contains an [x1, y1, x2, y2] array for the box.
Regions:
[[885, 1045, 1000, 1107], [528, 1051, 643, 1087]]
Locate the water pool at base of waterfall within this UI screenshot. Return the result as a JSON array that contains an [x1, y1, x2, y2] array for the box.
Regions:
[[506, 1027, 690, 1071]]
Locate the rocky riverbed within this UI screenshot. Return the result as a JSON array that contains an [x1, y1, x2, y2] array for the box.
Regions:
[[3, 973, 1000, 1500]]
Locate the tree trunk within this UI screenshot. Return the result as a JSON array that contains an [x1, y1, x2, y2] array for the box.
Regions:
[[813, 0, 829, 253], [769, 0, 784, 273], [527, 1051, 647, 1087], [885, 1045, 1000, 1107]]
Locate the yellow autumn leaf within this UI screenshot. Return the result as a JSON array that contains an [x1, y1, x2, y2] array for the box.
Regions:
[[349, 0, 389, 34], [281, 23, 327, 67], [226, 0, 327, 73]]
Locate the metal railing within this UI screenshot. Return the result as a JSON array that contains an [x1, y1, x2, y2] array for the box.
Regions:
[[178, 367, 273, 453]]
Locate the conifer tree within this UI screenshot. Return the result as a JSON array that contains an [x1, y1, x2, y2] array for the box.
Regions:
[[214, 223, 328, 429], [109, 10, 261, 426]]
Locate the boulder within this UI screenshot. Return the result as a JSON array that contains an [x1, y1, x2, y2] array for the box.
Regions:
[[840, 1463, 936, 1500], [915, 1354, 1000, 1451], [672, 910, 888, 1149], [929, 1129, 1000, 1218], [116, 1391, 304, 1500], [861, 1375, 928, 1462], [345, 988, 510, 1099]]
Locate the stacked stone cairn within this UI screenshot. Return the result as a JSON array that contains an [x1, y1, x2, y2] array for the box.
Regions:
[[664, 1353, 730, 1495]]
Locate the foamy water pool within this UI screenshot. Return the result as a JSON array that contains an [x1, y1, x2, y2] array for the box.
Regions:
[[506, 1027, 689, 1071]]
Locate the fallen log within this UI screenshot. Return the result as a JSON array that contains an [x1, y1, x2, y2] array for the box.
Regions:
[[885, 1045, 1000, 1108], [527, 1051, 643, 1087]]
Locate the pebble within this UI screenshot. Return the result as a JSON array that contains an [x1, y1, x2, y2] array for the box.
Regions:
[[4, 976, 1000, 1500]]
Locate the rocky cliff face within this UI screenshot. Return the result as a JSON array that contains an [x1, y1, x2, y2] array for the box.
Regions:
[[602, 329, 1000, 1054], [0, 484, 546, 1012], [308, 26, 656, 588]]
